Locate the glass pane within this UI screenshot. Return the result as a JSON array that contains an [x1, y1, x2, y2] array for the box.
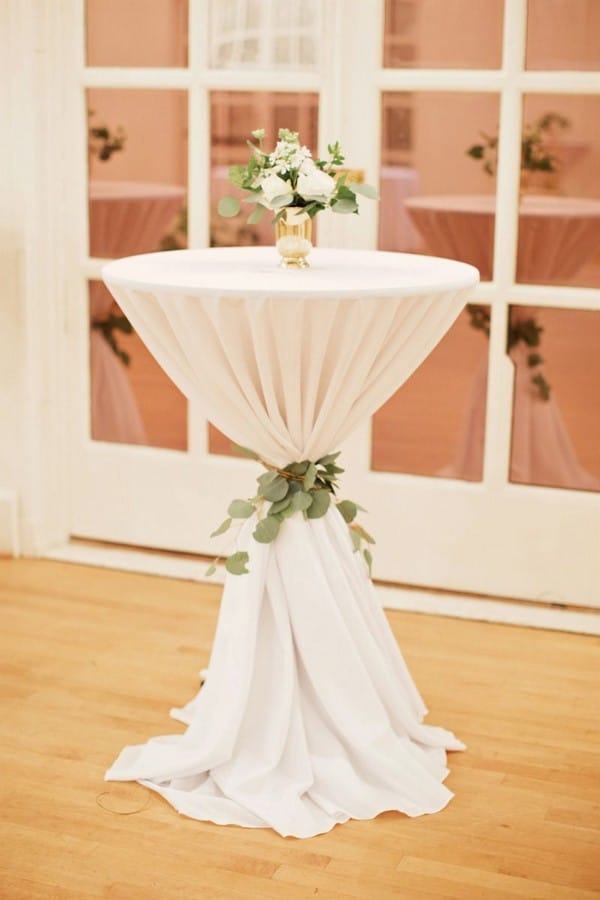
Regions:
[[86, 0, 188, 67], [88, 89, 188, 258], [517, 95, 600, 288], [383, 0, 503, 69], [508, 306, 600, 491], [371, 307, 489, 480], [380, 92, 500, 280], [209, 0, 320, 70], [210, 90, 318, 249], [526, 0, 600, 71], [89, 282, 187, 450]]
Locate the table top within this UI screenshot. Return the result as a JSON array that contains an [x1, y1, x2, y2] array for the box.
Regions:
[[102, 247, 479, 299], [405, 194, 600, 217]]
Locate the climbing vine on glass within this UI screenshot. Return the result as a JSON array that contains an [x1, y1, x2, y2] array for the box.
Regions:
[[206, 448, 374, 577]]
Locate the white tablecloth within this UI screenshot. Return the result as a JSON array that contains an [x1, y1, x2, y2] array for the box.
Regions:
[[102, 247, 478, 837]]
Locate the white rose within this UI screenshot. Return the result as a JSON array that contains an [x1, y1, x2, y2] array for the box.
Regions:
[[259, 172, 291, 204], [296, 166, 337, 202]]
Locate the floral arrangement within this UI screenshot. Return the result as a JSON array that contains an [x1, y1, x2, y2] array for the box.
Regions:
[[217, 128, 378, 225], [467, 112, 570, 177], [207, 447, 374, 577]]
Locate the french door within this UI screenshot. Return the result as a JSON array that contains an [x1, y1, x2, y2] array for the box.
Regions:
[[68, 0, 600, 609]]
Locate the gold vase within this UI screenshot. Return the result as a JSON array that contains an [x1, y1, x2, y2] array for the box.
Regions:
[[274, 207, 312, 269]]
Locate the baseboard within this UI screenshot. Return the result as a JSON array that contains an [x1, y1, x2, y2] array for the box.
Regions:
[[43, 540, 600, 636], [0, 489, 19, 556]]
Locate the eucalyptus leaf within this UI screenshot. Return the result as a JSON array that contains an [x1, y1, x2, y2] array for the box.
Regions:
[[247, 205, 265, 225], [210, 517, 232, 537], [228, 499, 255, 519], [336, 500, 357, 523], [253, 515, 281, 543], [270, 193, 294, 209], [269, 496, 292, 515], [205, 562, 217, 577], [257, 470, 279, 492], [286, 461, 309, 476], [260, 475, 289, 502], [352, 182, 379, 200], [218, 195, 241, 218], [317, 452, 341, 466], [231, 443, 259, 459], [353, 524, 375, 544], [332, 198, 358, 214], [306, 490, 330, 519], [303, 462, 317, 492], [225, 551, 250, 575], [291, 491, 313, 512], [228, 165, 247, 187], [350, 529, 361, 552], [363, 548, 373, 576]]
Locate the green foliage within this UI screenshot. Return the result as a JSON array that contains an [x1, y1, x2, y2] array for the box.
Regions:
[[88, 112, 127, 162], [91, 314, 133, 366], [253, 515, 281, 543], [466, 111, 570, 177], [231, 444, 260, 460], [206, 450, 375, 577], [336, 499, 358, 523], [210, 518, 232, 537], [218, 196, 241, 218], [228, 499, 255, 519], [352, 182, 380, 200], [467, 305, 551, 402], [225, 552, 250, 575]]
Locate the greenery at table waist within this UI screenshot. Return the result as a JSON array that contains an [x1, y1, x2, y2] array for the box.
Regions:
[[217, 128, 379, 226], [91, 314, 133, 366], [206, 448, 374, 577], [467, 304, 550, 401], [466, 112, 570, 177]]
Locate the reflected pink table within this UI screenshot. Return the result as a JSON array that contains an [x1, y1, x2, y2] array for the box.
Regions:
[[405, 194, 600, 282], [89, 180, 186, 445]]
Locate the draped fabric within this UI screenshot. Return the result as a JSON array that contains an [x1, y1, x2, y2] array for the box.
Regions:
[[443, 344, 600, 490], [103, 247, 477, 837]]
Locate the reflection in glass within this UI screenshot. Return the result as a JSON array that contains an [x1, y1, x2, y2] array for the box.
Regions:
[[210, 91, 318, 248], [89, 282, 188, 450], [371, 308, 489, 480], [379, 92, 499, 278], [508, 307, 600, 491], [526, 0, 600, 71], [87, 89, 188, 258], [209, 0, 320, 69], [517, 95, 600, 288], [383, 0, 503, 69], [86, 0, 188, 68]]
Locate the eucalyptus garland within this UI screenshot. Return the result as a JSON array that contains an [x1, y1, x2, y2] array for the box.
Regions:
[[206, 448, 374, 577]]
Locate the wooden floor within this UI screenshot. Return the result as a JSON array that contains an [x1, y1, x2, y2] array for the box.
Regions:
[[1, 559, 598, 900]]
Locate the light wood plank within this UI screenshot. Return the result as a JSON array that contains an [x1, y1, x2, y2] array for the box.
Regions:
[[0, 558, 599, 899]]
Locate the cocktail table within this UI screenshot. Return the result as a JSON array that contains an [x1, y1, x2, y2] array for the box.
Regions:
[[102, 246, 478, 838]]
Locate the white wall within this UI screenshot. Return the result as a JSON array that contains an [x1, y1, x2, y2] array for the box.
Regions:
[[0, 0, 75, 556]]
